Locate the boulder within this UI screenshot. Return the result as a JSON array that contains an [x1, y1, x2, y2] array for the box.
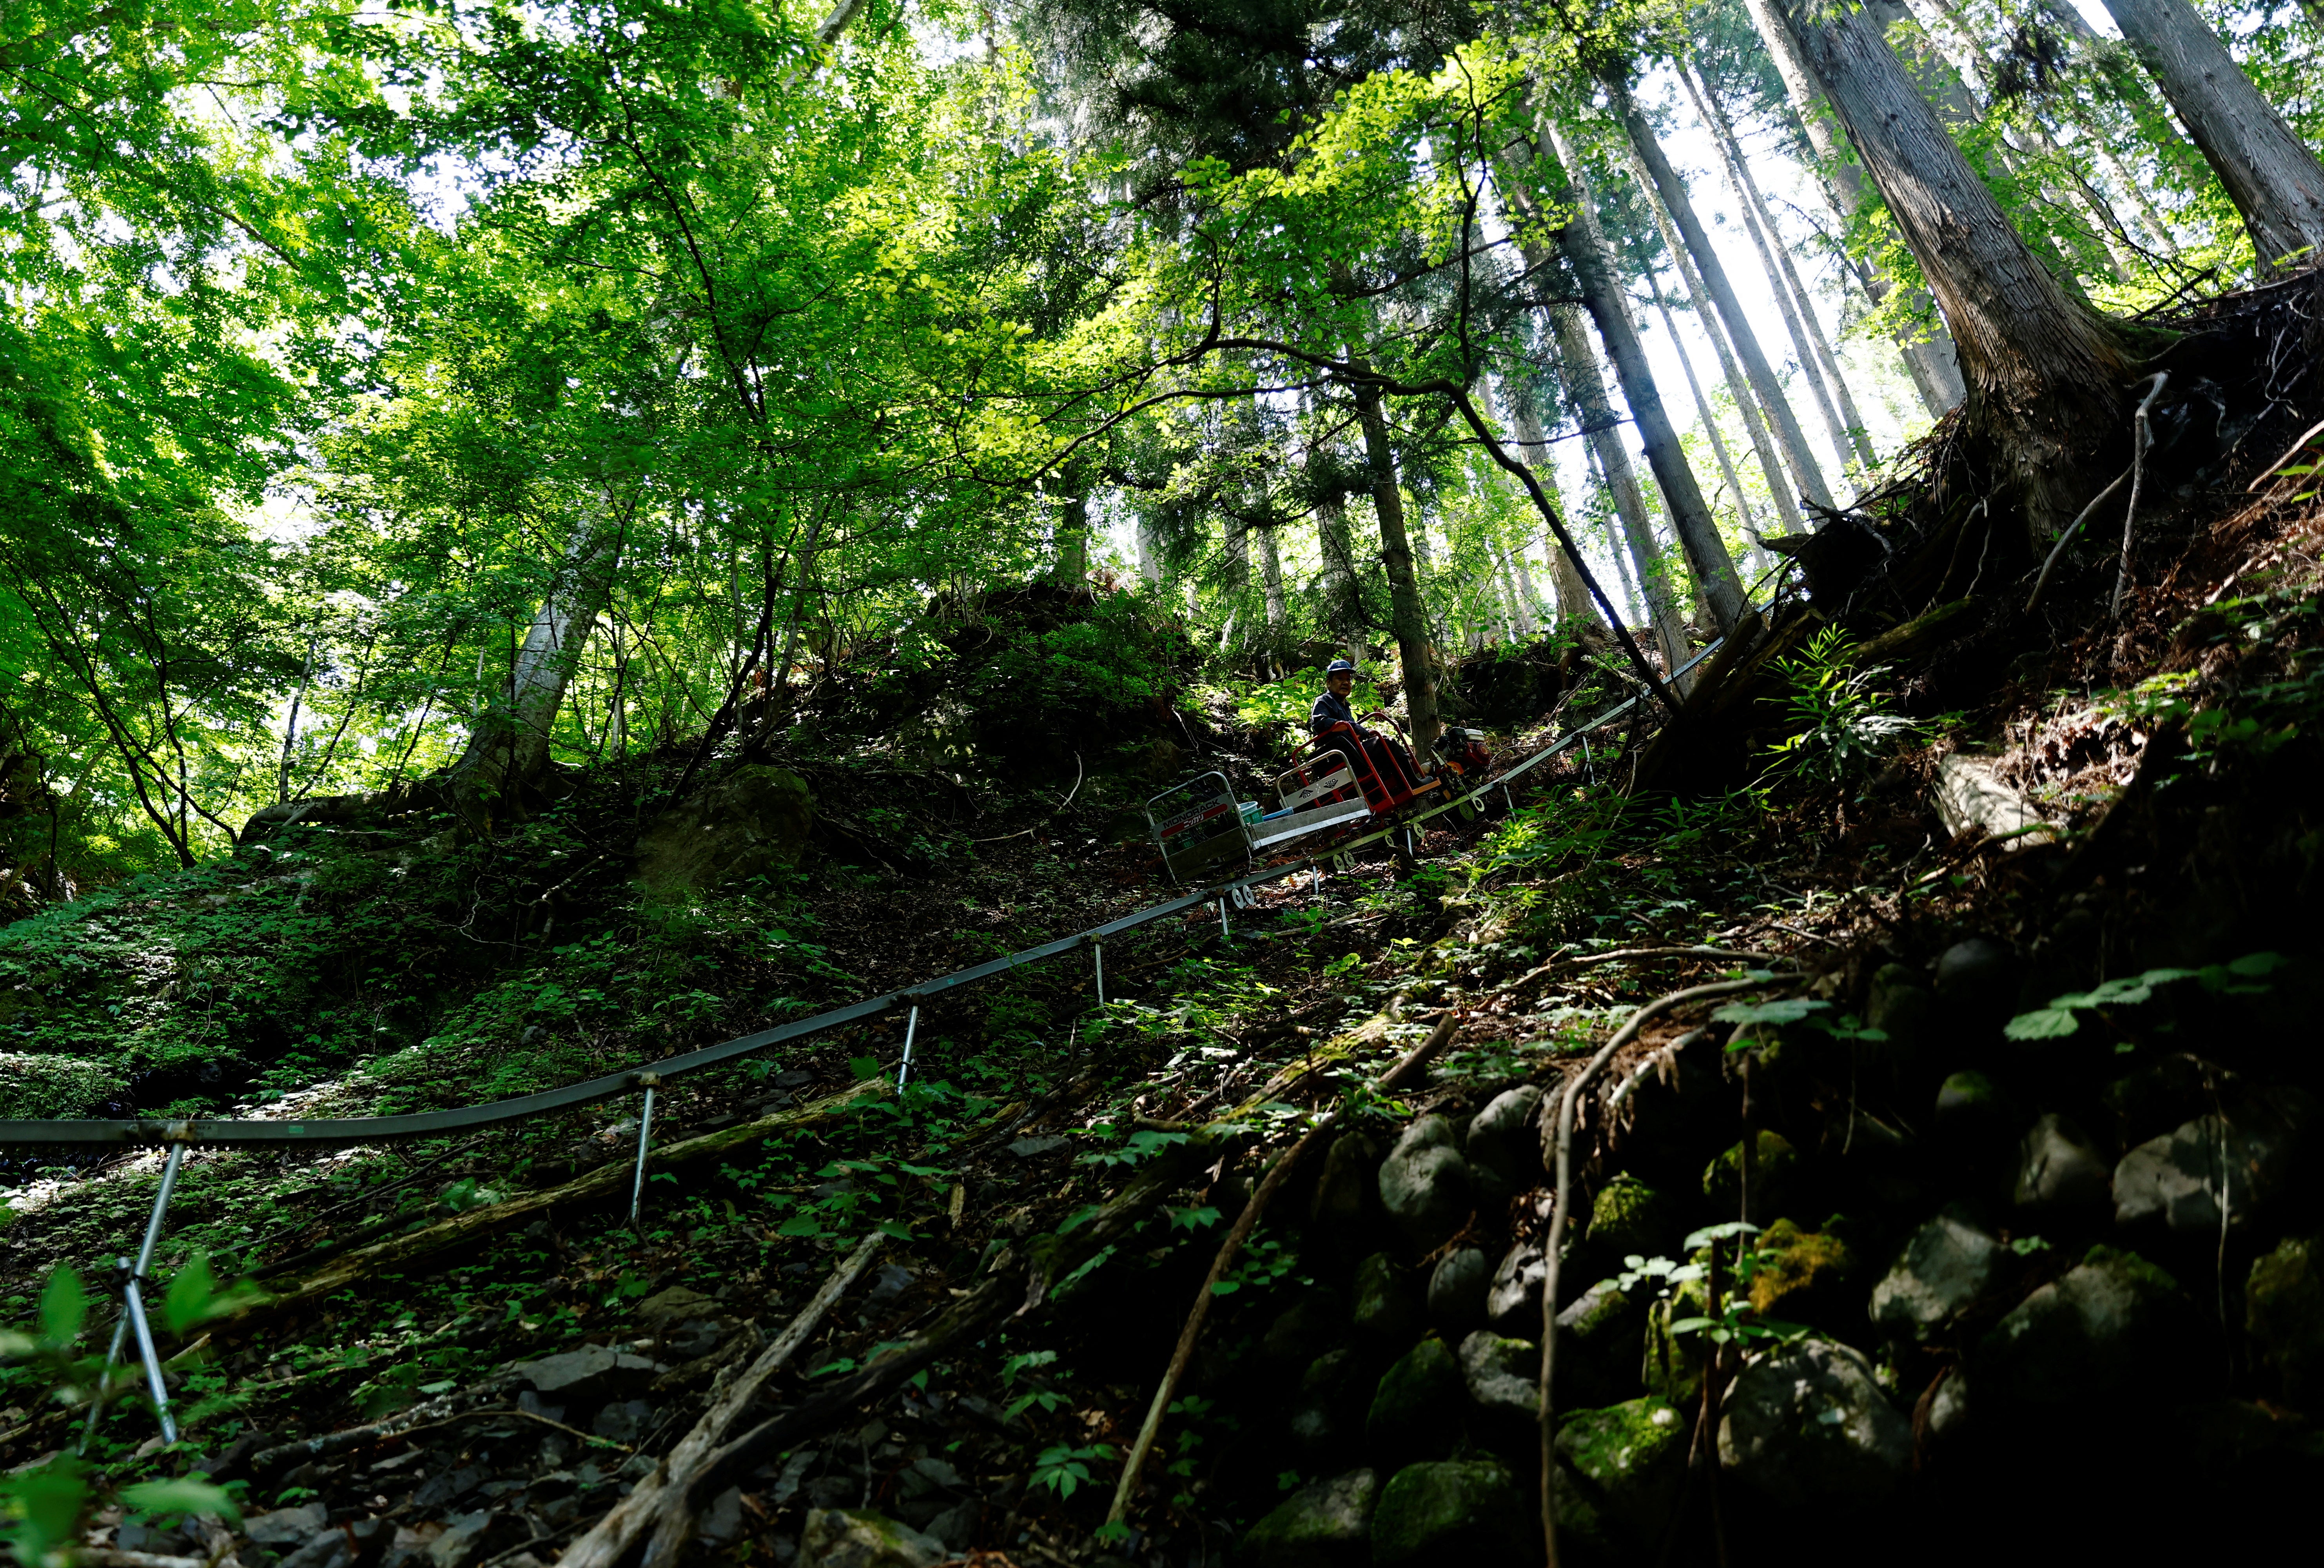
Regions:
[[1747, 1219, 1856, 1326], [1555, 1279, 1643, 1410], [2012, 1114, 2111, 1215], [635, 764, 814, 898], [635, 1285, 719, 1334], [1485, 1243, 1544, 1338], [1934, 936, 2019, 1022], [1933, 1070, 2014, 1145], [1869, 1214, 2002, 1342], [1290, 1348, 1370, 1457], [1463, 1085, 1543, 1201], [1556, 1397, 1690, 1547], [1702, 1131, 1798, 1220], [1865, 964, 1934, 1064], [1586, 1174, 1671, 1259], [1427, 1248, 1491, 1339], [1980, 1246, 2181, 1404], [511, 1345, 655, 1401], [1718, 1339, 1911, 1510], [1378, 1116, 1473, 1251], [1239, 1468, 1377, 1568], [1365, 1338, 1465, 1468], [1351, 1254, 1421, 1345], [1265, 1290, 1346, 1370], [2244, 1236, 2324, 1406], [244, 1504, 327, 1547], [1933, 757, 2057, 849], [1925, 1366, 1968, 1445], [799, 1509, 946, 1568], [1457, 1330, 1537, 1433], [1309, 1132, 1384, 1251], [1370, 1459, 1531, 1566], [2114, 1089, 2311, 1233]]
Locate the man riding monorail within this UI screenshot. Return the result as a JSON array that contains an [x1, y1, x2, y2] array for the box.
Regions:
[[1310, 659, 1431, 795]]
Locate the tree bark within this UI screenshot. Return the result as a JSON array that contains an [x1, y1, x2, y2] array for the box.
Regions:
[[1623, 140, 1809, 535], [1502, 118, 1745, 635], [443, 505, 624, 817], [1509, 399, 1607, 628], [1349, 367, 1442, 748], [1777, 0, 2130, 530], [1256, 520, 1288, 650], [1647, 283, 1760, 546], [1742, 0, 1970, 413], [1611, 76, 1836, 517], [1307, 425, 1365, 654], [1049, 478, 1090, 587], [2099, 0, 2324, 272], [1683, 64, 1880, 471]]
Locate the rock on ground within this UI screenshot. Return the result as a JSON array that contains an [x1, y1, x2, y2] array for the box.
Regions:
[[1427, 1247, 1490, 1339], [1370, 1459, 1531, 1566], [1870, 1214, 2001, 1342], [798, 1508, 946, 1568], [1464, 1085, 1542, 1202], [1365, 1337, 1465, 1470], [1718, 1339, 1911, 1511], [1485, 1241, 1544, 1338], [1378, 1116, 1473, 1251], [2246, 1235, 2324, 1406], [1351, 1253, 1421, 1345], [1556, 1397, 1689, 1548], [1586, 1173, 1671, 1258], [2013, 1114, 2112, 1215], [1239, 1468, 1377, 1568], [1981, 1247, 2182, 1404], [2114, 1089, 2311, 1232]]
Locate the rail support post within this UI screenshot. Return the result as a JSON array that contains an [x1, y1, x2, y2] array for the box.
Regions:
[[1217, 898, 1229, 940], [629, 1075, 661, 1228], [82, 1138, 187, 1452], [1092, 943, 1106, 1008], [895, 1004, 921, 1093]]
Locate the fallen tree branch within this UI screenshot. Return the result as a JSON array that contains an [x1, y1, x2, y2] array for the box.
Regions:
[[1485, 947, 1783, 1009], [222, 1080, 885, 1332], [1537, 975, 1795, 1568], [620, 1129, 1225, 1566], [557, 1233, 884, 1568], [1104, 1009, 1460, 1524]]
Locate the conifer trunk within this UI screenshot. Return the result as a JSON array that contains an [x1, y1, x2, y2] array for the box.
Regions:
[[2098, 0, 2324, 271], [1612, 76, 1836, 516], [1349, 368, 1441, 748], [1777, 0, 2130, 528], [1512, 402, 1607, 628]]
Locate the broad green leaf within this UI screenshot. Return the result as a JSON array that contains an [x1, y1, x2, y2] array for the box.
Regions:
[[0, 1455, 90, 1565], [162, 1252, 219, 1336], [1711, 998, 1829, 1027], [2005, 1008, 2082, 1040], [39, 1266, 84, 1349], [121, 1477, 243, 1529]]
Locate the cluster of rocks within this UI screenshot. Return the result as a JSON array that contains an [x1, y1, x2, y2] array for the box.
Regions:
[[1223, 936, 2322, 1563]]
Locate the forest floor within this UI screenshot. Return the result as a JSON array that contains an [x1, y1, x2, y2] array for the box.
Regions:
[[7, 299, 2324, 1568]]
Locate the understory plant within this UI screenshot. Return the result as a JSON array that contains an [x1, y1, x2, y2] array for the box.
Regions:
[[1763, 628, 1918, 786]]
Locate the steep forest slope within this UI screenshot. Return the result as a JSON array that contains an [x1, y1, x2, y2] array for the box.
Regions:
[[5, 307, 2324, 1568]]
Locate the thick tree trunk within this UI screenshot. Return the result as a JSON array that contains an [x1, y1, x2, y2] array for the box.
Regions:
[[1624, 141, 1809, 535], [1511, 401, 1607, 628], [1257, 521, 1288, 647], [1308, 431, 1365, 655], [1778, 0, 2130, 529], [2099, 0, 2324, 272], [1049, 484, 1090, 586], [1684, 64, 1880, 471], [1647, 285, 1759, 543], [1742, 0, 1969, 414], [1502, 120, 1745, 634], [1540, 299, 1693, 675], [1612, 76, 1836, 517], [444, 506, 623, 816], [1350, 369, 1441, 748]]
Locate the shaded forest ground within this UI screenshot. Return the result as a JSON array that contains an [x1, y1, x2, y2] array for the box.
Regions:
[[4, 281, 2324, 1567]]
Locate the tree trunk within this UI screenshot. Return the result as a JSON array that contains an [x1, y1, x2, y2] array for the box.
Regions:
[[1308, 428, 1365, 655], [1541, 301, 1693, 675], [1257, 521, 1288, 648], [1049, 479, 1090, 586], [1611, 76, 1837, 517], [1778, 0, 2130, 529], [1511, 401, 1606, 628], [1350, 368, 1441, 748], [1646, 284, 1759, 544], [2099, 0, 2324, 272], [1583, 441, 1648, 624], [1501, 119, 1745, 635], [1684, 63, 1880, 471], [1624, 141, 1809, 535], [444, 506, 624, 817], [1742, 0, 1970, 414]]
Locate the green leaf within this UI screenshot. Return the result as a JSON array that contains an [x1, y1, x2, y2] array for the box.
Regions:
[[849, 1055, 882, 1082], [0, 1455, 90, 1565], [39, 1266, 84, 1348], [121, 1477, 243, 1529], [1057, 1203, 1104, 1235], [162, 1252, 219, 1336], [2228, 951, 2289, 976], [876, 1220, 914, 1241], [1711, 998, 1829, 1027], [2004, 1008, 2081, 1040]]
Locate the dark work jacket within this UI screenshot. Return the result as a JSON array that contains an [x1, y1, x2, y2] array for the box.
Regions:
[[1310, 690, 1358, 735]]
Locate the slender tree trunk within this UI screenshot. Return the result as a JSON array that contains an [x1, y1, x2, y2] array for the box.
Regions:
[[1611, 76, 1836, 517], [1511, 401, 1606, 628], [1583, 441, 1647, 625], [1049, 477, 1090, 587], [1742, 0, 1969, 413], [2030, 0, 2214, 201], [1257, 521, 1288, 648], [1684, 64, 1880, 471], [1133, 515, 1160, 587], [1624, 141, 1809, 537], [444, 504, 625, 815], [1350, 367, 1441, 748], [1501, 119, 1745, 634], [1308, 428, 1365, 655], [2099, 0, 2324, 271], [1647, 283, 1759, 542]]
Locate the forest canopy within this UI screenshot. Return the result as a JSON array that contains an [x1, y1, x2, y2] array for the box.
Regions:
[[5, 0, 2322, 893]]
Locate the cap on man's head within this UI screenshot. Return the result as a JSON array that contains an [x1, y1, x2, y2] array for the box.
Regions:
[[1325, 659, 1358, 675]]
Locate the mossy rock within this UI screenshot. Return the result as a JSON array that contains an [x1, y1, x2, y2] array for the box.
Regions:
[[1370, 1459, 1531, 1566], [1981, 1245, 2183, 1405], [1747, 1218, 1857, 1325], [1555, 1397, 1689, 1547], [1587, 1174, 1670, 1258], [1239, 1468, 1377, 1568], [2247, 1236, 2324, 1407], [1351, 1252, 1421, 1345], [1702, 1131, 1798, 1218], [1365, 1337, 1465, 1468]]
